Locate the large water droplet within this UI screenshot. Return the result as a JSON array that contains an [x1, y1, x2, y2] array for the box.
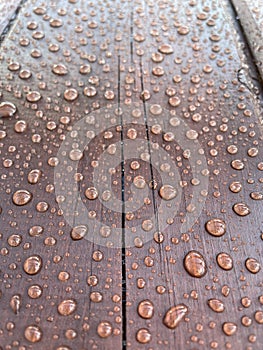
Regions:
[[24, 325, 42, 343], [159, 185, 177, 200], [163, 304, 188, 329], [28, 169, 42, 184], [205, 218, 226, 237], [245, 258, 261, 274], [23, 255, 42, 275], [233, 203, 250, 216], [222, 322, 237, 336], [70, 225, 88, 240], [208, 299, 225, 313], [184, 251, 207, 278], [13, 190, 32, 206], [0, 102, 17, 117], [58, 299, 77, 316], [216, 252, 233, 270], [97, 321, 113, 338], [137, 300, 154, 319], [136, 328, 152, 343]]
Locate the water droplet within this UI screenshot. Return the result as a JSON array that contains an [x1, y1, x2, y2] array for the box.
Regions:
[[250, 192, 263, 200], [241, 297, 251, 308], [58, 299, 77, 316], [0, 102, 17, 117], [137, 300, 154, 319], [14, 120, 27, 133], [52, 64, 68, 75], [163, 304, 188, 329], [28, 169, 42, 184], [159, 185, 177, 200], [136, 328, 152, 343], [233, 203, 250, 216], [241, 315, 252, 327], [169, 96, 181, 107], [29, 225, 44, 237], [222, 322, 237, 336], [221, 285, 230, 297], [8, 234, 22, 247], [23, 255, 42, 275], [97, 321, 112, 338], [84, 86, 97, 97], [177, 25, 189, 35], [26, 91, 42, 102], [254, 311, 263, 324], [152, 66, 164, 76], [158, 44, 173, 54], [245, 258, 261, 274], [184, 250, 207, 278], [133, 176, 146, 189], [10, 294, 21, 314], [229, 181, 242, 193], [216, 253, 233, 270], [90, 291, 103, 303], [208, 299, 225, 313], [85, 187, 98, 199], [205, 218, 226, 237], [28, 285, 43, 299], [70, 225, 88, 240], [231, 159, 244, 170], [64, 88, 78, 101], [24, 325, 42, 343]]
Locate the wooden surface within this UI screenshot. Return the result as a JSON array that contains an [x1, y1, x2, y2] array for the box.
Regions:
[[0, 0, 21, 37], [0, 0, 262, 350], [231, 0, 263, 80]]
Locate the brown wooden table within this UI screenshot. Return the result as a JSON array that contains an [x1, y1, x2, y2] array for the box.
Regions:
[[0, 1, 262, 349]]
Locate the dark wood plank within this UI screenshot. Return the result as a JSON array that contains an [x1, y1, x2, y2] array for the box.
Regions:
[[231, 0, 263, 80], [0, 0, 125, 349], [122, 0, 263, 349]]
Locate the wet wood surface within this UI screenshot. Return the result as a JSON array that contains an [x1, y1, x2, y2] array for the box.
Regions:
[[0, 0, 21, 37], [231, 0, 263, 80], [0, 1, 262, 350]]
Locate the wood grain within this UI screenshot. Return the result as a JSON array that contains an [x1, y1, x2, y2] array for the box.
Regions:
[[0, 0, 262, 349]]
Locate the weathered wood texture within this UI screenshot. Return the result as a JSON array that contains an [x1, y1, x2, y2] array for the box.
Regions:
[[231, 0, 263, 80], [0, 0, 21, 36], [0, 0, 262, 350]]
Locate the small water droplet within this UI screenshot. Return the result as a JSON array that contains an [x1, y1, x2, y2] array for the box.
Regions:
[[10, 294, 21, 314]]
